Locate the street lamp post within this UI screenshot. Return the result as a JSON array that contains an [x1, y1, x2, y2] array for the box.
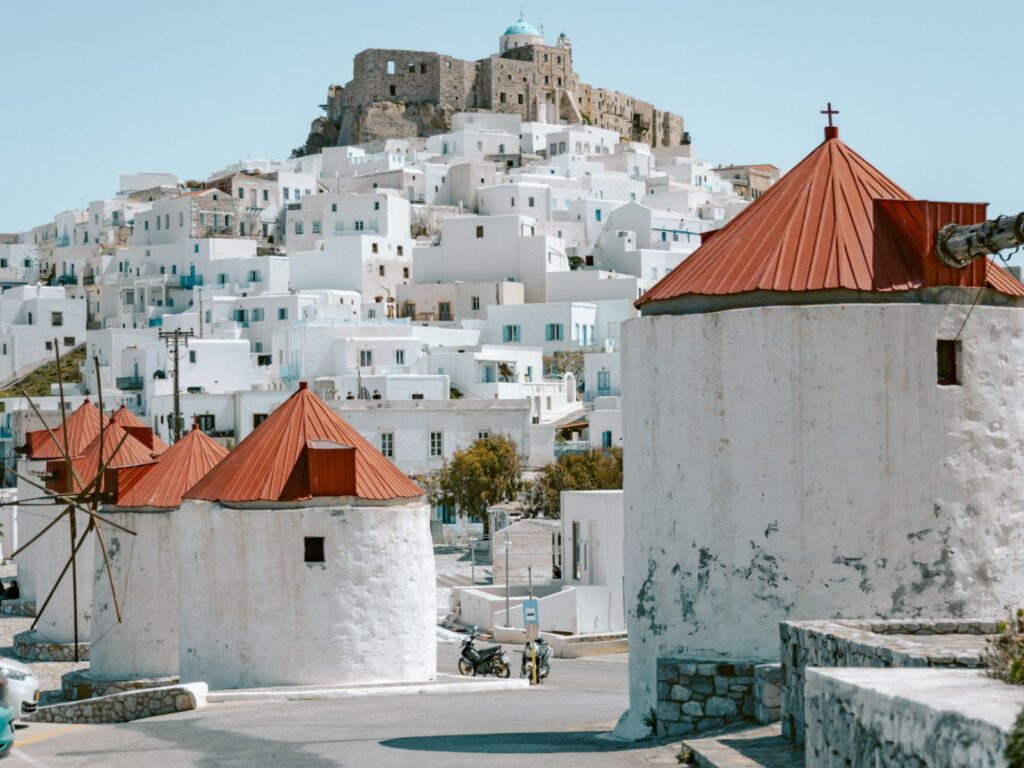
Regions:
[[504, 530, 512, 627]]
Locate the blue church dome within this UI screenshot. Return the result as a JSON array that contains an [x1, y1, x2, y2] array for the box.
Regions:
[[503, 20, 541, 36]]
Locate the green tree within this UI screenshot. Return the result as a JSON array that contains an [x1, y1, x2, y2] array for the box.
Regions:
[[524, 447, 623, 518], [427, 435, 524, 538]]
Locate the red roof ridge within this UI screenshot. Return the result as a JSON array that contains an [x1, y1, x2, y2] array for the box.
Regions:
[[185, 382, 424, 503]]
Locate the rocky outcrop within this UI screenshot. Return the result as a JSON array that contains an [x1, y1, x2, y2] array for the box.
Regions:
[[341, 101, 454, 145], [294, 115, 340, 158]]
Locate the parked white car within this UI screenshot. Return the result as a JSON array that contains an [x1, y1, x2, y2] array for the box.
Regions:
[[0, 658, 39, 719]]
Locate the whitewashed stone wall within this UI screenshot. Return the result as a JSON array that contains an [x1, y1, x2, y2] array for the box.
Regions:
[[619, 303, 1024, 737], [90, 509, 179, 680], [781, 618, 995, 744], [178, 500, 436, 690], [804, 668, 1019, 767]]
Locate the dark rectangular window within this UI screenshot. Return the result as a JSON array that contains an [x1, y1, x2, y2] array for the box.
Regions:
[[572, 521, 581, 580], [937, 339, 960, 386], [304, 536, 325, 563]]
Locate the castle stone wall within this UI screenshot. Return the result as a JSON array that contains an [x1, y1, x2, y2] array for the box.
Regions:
[[306, 43, 685, 150]]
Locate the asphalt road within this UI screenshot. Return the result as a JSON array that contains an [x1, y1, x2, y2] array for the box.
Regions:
[[8, 643, 677, 768]]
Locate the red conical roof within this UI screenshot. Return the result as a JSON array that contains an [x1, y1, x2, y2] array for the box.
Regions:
[[48, 422, 157, 493], [24, 399, 104, 460], [109, 405, 170, 453], [113, 424, 228, 509], [639, 130, 1024, 306], [185, 383, 424, 503]]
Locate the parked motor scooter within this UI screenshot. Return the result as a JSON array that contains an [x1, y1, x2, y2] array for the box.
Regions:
[[520, 636, 551, 684], [458, 626, 511, 678]]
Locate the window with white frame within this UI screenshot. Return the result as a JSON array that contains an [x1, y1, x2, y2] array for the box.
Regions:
[[359, 349, 373, 367], [380, 431, 394, 458], [429, 430, 443, 457], [395, 349, 405, 365]]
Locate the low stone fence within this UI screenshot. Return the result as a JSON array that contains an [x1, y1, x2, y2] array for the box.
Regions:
[[0, 599, 35, 617], [655, 658, 767, 737], [13, 629, 89, 662], [805, 667, 1018, 767], [61, 669, 180, 701], [30, 683, 207, 724], [781, 618, 997, 744]]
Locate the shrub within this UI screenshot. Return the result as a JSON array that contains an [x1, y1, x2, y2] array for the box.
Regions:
[[985, 609, 1024, 685], [1008, 708, 1024, 768]]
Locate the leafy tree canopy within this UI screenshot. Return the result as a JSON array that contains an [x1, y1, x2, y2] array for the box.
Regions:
[[426, 434, 524, 537], [524, 447, 623, 518]]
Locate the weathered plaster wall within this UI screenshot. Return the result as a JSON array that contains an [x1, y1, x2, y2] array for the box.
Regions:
[[15, 458, 47, 602], [178, 501, 436, 690], [619, 304, 1024, 736], [90, 509, 179, 680], [804, 668, 1019, 767], [33, 504, 93, 644]]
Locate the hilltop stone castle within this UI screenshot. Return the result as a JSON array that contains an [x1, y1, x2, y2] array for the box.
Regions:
[[298, 18, 687, 154]]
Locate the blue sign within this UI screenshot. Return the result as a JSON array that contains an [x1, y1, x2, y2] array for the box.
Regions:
[[522, 598, 539, 625]]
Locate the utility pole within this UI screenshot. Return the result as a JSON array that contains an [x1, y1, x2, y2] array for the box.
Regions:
[[158, 328, 195, 442]]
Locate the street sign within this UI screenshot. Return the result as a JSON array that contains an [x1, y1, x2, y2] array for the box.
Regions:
[[522, 598, 539, 626]]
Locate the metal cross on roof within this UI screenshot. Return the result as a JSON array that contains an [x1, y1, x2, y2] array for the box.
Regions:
[[820, 102, 839, 127]]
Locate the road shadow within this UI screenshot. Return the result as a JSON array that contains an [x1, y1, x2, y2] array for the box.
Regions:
[[718, 733, 805, 767], [381, 730, 664, 754], [47, 716, 344, 768]]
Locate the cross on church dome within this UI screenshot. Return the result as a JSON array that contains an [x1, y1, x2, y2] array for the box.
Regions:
[[821, 102, 839, 140]]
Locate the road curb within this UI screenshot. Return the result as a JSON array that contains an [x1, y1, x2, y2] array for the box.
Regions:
[[206, 678, 529, 703]]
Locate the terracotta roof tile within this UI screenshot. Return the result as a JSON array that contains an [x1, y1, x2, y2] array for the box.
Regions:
[[185, 382, 423, 503]]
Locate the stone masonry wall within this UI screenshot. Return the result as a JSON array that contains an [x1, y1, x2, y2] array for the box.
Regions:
[[61, 669, 179, 702], [31, 683, 207, 724], [781, 618, 997, 745], [310, 45, 686, 149], [804, 668, 1013, 768], [655, 658, 763, 737]]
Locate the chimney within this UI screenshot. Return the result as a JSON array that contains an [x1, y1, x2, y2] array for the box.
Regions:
[[126, 426, 154, 450]]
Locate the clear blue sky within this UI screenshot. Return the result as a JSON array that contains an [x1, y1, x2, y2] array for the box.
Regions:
[[2, 0, 1022, 256]]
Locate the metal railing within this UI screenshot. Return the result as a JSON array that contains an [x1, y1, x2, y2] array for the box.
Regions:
[[555, 440, 592, 457], [180, 275, 204, 288], [116, 375, 144, 391]]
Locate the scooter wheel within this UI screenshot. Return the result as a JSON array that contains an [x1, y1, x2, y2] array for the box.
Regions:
[[493, 659, 511, 679], [458, 658, 475, 676]]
